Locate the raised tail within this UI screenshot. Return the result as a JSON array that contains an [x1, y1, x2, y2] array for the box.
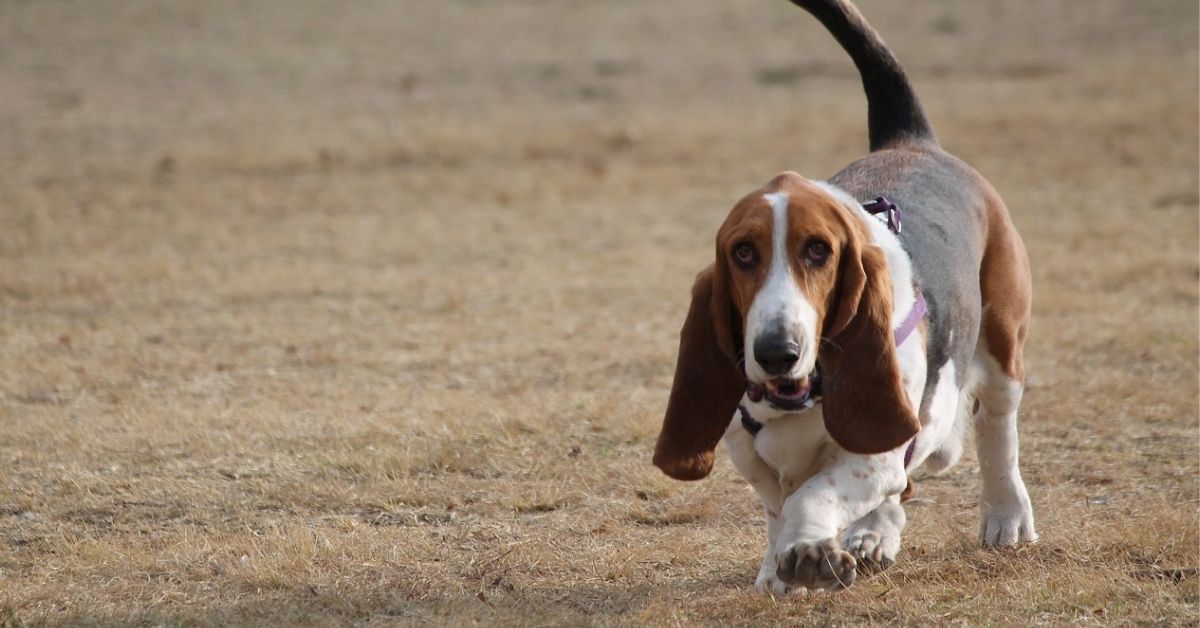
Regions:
[[787, 0, 937, 151]]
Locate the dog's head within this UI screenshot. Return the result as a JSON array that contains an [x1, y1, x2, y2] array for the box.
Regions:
[[652, 172, 920, 480]]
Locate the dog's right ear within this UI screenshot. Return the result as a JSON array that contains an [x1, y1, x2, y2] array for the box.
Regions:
[[820, 240, 920, 455], [652, 264, 745, 481]]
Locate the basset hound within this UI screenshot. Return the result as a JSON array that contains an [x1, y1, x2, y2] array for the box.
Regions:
[[652, 0, 1037, 594]]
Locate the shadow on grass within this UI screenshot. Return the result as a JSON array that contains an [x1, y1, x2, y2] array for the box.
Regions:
[[29, 573, 746, 626]]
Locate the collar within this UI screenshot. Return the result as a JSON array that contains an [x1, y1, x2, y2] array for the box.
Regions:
[[738, 404, 764, 435], [740, 195, 925, 438]]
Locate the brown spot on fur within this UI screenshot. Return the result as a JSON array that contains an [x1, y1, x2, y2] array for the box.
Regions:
[[900, 477, 916, 502], [977, 174, 1031, 381]]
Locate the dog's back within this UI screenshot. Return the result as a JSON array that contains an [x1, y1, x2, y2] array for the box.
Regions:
[[790, 0, 1031, 400], [792, 1, 1036, 545], [791, 0, 1037, 548]]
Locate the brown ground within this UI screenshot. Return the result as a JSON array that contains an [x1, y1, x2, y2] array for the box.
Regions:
[[1, 1, 1197, 625]]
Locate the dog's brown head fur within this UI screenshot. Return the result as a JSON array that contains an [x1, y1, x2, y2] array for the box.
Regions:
[[653, 173, 920, 481]]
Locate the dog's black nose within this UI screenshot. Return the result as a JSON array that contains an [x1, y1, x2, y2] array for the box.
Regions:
[[754, 335, 800, 376]]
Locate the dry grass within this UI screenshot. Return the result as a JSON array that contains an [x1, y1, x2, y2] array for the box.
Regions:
[[1, 0, 1197, 625]]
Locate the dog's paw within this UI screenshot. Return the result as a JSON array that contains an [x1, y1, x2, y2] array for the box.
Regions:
[[775, 538, 857, 591], [980, 480, 1037, 547], [842, 528, 898, 573]]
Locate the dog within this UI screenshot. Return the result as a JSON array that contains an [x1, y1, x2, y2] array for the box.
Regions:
[[651, 0, 1037, 594]]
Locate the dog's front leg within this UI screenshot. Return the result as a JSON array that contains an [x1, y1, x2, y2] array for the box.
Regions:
[[773, 449, 906, 591], [721, 421, 793, 595]]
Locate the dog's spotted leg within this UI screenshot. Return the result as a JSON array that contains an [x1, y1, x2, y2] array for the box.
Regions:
[[774, 449, 906, 591]]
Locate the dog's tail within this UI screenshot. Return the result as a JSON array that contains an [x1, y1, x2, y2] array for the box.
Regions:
[[787, 0, 937, 151]]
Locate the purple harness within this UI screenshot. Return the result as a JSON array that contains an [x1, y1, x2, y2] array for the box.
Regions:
[[864, 196, 926, 349], [739, 196, 923, 465]]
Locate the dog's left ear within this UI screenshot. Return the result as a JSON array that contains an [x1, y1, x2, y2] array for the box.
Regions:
[[653, 264, 745, 481], [821, 234, 921, 454]]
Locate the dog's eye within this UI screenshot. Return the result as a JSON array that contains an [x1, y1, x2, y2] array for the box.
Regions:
[[804, 240, 831, 266], [733, 243, 757, 268]]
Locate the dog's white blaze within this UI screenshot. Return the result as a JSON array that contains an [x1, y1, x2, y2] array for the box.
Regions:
[[744, 192, 819, 384]]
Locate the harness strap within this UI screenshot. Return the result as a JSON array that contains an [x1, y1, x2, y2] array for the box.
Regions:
[[862, 195, 902, 233], [894, 292, 927, 346]]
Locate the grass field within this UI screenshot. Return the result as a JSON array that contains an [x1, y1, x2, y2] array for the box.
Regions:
[[1, 0, 1197, 625]]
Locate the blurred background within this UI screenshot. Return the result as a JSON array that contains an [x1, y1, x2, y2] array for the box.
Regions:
[[1, 1, 1196, 624]]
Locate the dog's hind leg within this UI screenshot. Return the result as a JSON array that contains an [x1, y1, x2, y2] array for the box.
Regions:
[[974, 189, 1037, 546], [973, 349, 1037, 546]]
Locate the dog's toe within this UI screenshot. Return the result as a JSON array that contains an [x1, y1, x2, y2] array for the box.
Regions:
[[980, 481, 1038, 547], [842, 528, 898, 574]]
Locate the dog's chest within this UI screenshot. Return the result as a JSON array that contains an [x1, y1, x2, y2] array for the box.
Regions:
[[753, 409, 835, 485]]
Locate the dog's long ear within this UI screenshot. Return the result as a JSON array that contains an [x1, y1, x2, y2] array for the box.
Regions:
[[653, 264, 745, 481], [820, 238, 920, 454]]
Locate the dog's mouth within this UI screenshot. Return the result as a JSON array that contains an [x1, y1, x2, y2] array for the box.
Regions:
[[746, 374, 821, 411]]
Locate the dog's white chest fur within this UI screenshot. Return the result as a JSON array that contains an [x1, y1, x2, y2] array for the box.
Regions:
[[750, 410, 835, 487]]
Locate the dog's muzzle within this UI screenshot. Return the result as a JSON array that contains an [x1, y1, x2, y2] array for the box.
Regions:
[[745, 369, 822, 412]]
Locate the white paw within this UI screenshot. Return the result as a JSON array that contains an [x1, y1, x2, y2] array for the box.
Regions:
[[980, 480, 1037, 546], [775, 538, 857, 591], [842, 528, 899, 572]]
